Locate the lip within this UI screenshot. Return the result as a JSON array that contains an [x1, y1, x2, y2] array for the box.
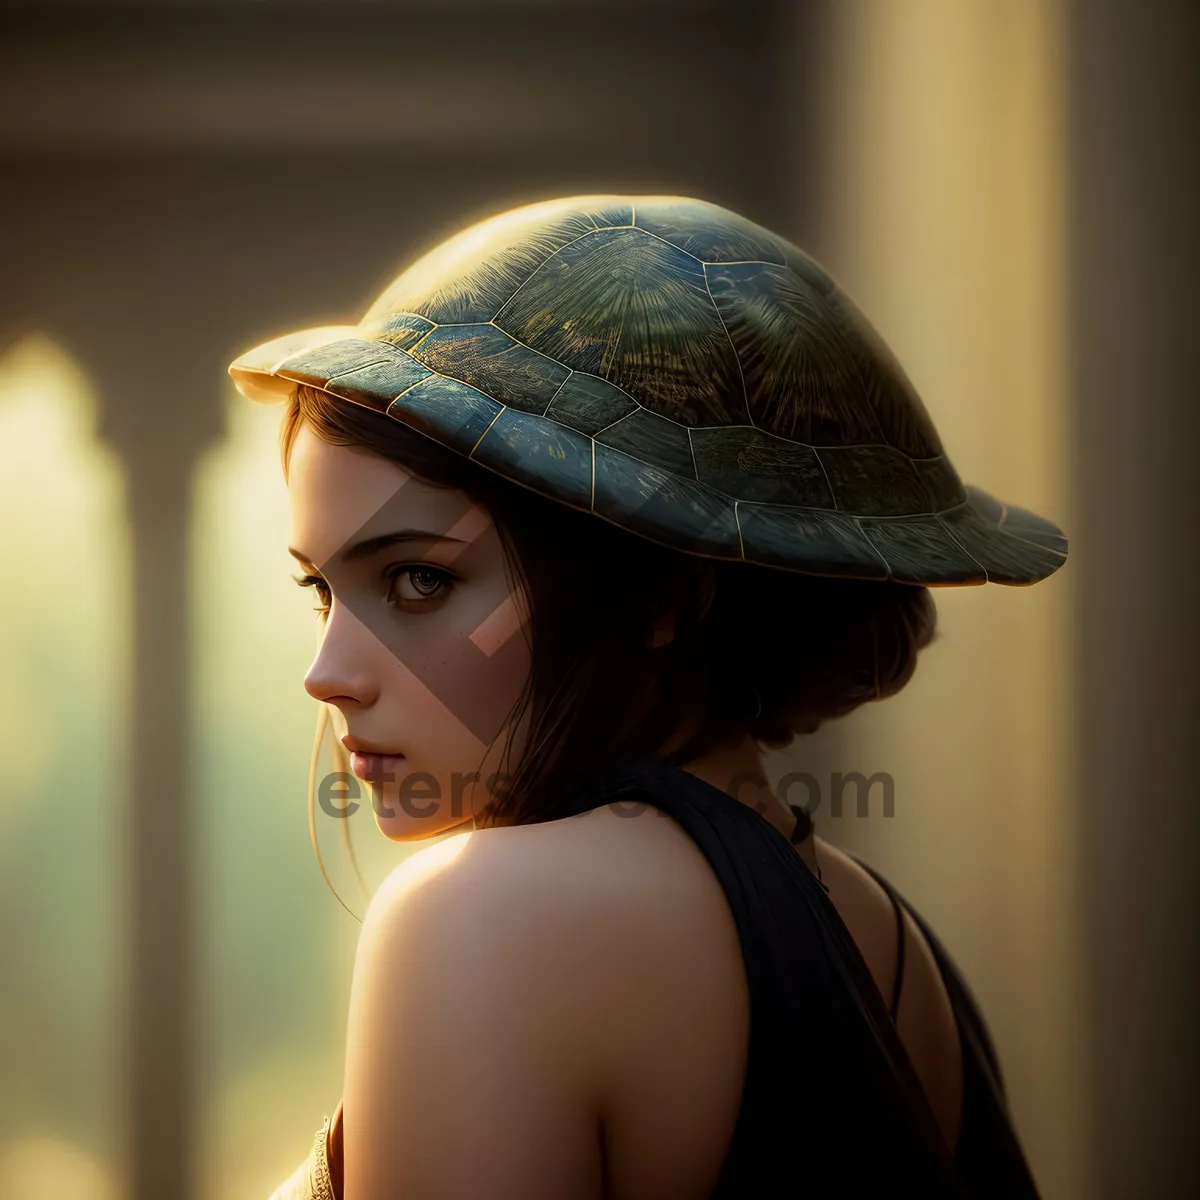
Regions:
[[341, 735, 406, 783], [348, 750, 406, 782]]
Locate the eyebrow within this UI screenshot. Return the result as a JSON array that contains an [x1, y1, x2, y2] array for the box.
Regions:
[[288, 529, 467, 568]]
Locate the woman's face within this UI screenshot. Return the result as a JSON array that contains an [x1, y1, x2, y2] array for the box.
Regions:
[[286, 422, 533, 841]]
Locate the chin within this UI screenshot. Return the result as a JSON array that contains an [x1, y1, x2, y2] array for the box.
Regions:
[[374, 815, 473, 843], [367, 789, 476, 842], [357, 757, 501, 841]]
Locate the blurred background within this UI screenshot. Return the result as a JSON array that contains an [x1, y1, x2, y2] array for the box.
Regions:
[[0, 1, 1195, 1197]]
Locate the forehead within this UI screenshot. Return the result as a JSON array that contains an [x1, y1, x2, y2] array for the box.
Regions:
[[287, 422, 481, 568]]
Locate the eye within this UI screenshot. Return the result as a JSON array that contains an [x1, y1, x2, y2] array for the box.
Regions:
[[292, 573, 332, 617], [385, 564, 455, 610]]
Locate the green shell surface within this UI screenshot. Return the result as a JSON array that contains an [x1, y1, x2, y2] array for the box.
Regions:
[[229, 194, 1067, 585]]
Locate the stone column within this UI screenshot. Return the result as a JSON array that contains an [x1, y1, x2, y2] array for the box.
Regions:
[[1067, 1, 1200, 1196], [86, 327, 224, 1200], [802, 2, 1083, 1195]]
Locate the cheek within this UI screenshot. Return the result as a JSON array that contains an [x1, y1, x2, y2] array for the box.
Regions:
[[372, 612, 531, 827], [373, 591, 531, 753]]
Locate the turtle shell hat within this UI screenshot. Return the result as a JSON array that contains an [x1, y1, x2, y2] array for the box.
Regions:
[[230, 194, 1067, 588], [230, 194, 1067, 823]]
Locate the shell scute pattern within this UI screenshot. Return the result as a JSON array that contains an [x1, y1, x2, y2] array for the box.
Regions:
[[409, 323, 569, 415], [493, 225, 746, 428], [276, 338, 397, 389], [737, 504, 891, 580], [704, 259, 889, 445], [229, 194, 1067, 585], [690, 426, 834, 509], [913, 457, 968, 511], [471, 406, 597, 511], [543, 371, 638, 434], [594, 409, 696, 479], [859, 515, 987, 585], [387, 375, 501, 455], [1000, 504, 1069, 554], [322, 352, 431, 413], [581, 200, 634, 228], [938, 487, 1067, 583], [632, 199, 789, 265], [363, 203, 598, 325], [822, 288, 946, 460], [816, 444, 933, 518], [359, 311, 435, 351], [591, 442, 741, 555]]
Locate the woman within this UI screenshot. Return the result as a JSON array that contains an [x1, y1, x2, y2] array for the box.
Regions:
[[230, 195, 1065, 1199]]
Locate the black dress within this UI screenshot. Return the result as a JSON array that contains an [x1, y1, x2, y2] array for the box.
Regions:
[[270, 753, 1042, 1199], [558, 754, 1043, 1199]]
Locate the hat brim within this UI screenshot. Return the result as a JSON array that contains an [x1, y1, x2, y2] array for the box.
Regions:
[[229, 328, 1067, 587]]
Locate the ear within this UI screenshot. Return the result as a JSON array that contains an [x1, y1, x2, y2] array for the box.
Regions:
[[645, 561, 716, 649], [647, 610, 677, 649]]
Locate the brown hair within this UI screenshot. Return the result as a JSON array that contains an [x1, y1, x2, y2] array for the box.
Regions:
[[281, 383, 937, 834]]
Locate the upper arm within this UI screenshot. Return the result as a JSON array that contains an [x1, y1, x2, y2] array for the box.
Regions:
[[341, 832, 606, 1200], [893, 905, 964, 1152]]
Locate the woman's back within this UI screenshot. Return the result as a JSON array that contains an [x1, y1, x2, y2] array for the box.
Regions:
[[558, 766, 966, 1197], [550, 754, 1026, 1198]]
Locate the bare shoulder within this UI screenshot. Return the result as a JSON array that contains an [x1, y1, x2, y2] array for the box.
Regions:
[[353, 800, 732, 1059], [342, 814, 673, 1198], [353, 817, 628, 1040], [360, 798, 747, 1077], [360, 800, 734, 989], [362, 799, 696, 932], [344, 801, 751, 1197]]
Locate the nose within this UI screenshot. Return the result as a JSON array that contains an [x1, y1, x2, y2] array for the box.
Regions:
[[303, 609, 379, 708]]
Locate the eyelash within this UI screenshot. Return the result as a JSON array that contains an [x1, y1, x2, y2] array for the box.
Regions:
[[291, 565, 455, 618]]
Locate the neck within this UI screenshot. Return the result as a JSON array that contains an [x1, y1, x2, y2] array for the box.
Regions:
[[676, 733, 799, 843]]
